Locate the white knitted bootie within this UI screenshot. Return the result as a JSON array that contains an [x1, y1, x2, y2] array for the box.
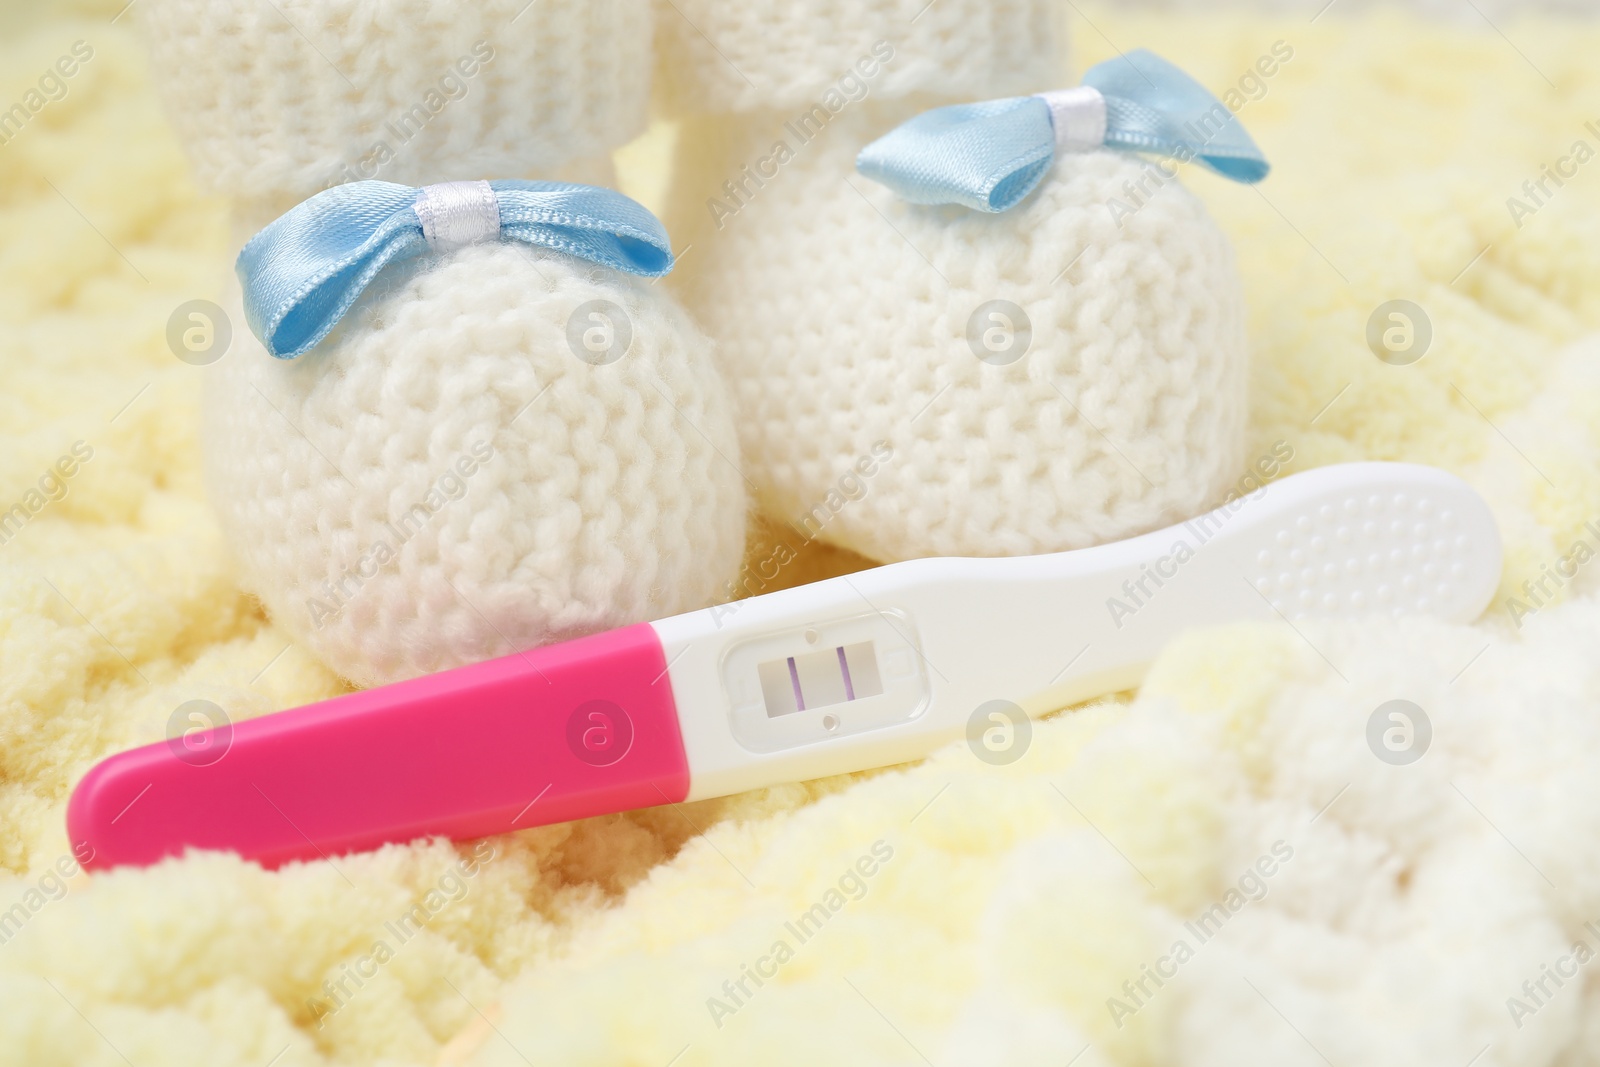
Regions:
[[207, 183, 747, 687], [657, 9, 1259, 563], [135, 1, 748, 685]]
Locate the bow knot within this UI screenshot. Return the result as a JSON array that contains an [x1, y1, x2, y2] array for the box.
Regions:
[[856, 50, 1269, 213], [237, 179, 675, 359], [413, 180, 502, 252]]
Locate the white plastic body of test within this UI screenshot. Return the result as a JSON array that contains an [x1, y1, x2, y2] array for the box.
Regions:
[[651, 462, 1502, 801]]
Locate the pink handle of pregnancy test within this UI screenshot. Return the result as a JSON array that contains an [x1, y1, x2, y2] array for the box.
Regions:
[[68, 623, 688, 870]]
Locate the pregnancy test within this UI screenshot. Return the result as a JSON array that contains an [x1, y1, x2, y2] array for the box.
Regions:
[[69, 462, 1502, 870]]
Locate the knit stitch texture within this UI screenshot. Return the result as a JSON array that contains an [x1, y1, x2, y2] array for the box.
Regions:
[[652, 0, 1068, 116], [136, 0, 652, 216], [204, 242, 747, 687], [666, 104, 1248, 561]]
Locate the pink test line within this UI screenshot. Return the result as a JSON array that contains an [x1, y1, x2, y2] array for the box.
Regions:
[[787, 656, 805, 711]]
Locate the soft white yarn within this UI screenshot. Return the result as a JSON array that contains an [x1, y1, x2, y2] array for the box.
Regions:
[[652, 0, 1068, 116], [667, 104, 1248, 562], [136, 0, 652, 208], [204, 242, 747, 687]]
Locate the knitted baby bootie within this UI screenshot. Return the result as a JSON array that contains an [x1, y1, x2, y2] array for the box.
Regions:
[[658, 9, 1261, 562], [208, 180, 746, 686], [134, 0, 748, 685]]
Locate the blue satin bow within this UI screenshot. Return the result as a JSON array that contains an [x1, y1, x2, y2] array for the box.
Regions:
[[237, 180, 675, 359], [856, 50, 1269, 213]]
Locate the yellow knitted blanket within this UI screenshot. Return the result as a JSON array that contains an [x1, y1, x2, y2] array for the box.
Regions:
[[5, 3, 1600, 1065]]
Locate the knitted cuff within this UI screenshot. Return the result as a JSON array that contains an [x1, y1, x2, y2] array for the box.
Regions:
[[205, 243, 747, 687], [137, 0, 652, 206], [652, 0, 1068, 117], [664, 105, 1250, 563]]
